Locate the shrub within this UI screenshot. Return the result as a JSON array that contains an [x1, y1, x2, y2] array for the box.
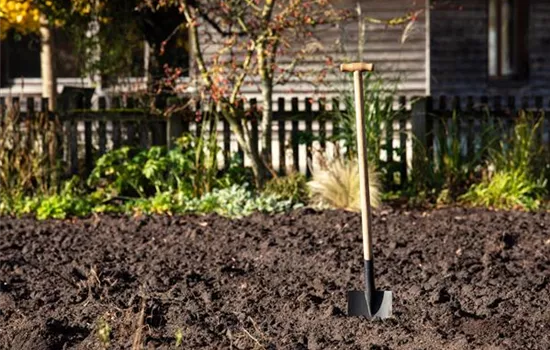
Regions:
[[410, 110, 498, 202], [0, 104, 61, 197], [460, 170, 546, 211], [88, 146, 149, 198], [329, 72, 400, 171], [183, 184, 294, 218], [263, 172, 309, 204], [215, 154, 254, 189], [489, 111, 546, 177], [0, 194, 40, 217], [308, 158, 381, 211], [461, 111, 548, 211], [88, 131, 227, 200], [35, 177, 96, 219], [124, 184, 294, 218]]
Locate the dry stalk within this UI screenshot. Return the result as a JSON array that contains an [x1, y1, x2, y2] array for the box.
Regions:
[[131, 296, 147, 350]]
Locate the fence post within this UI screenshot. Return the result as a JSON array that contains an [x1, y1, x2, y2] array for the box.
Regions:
[[0, 97, 5, 121], [318, 98, 326, 149], [223, 115, 231, 169], [166, 98, 184, 148], [236, 101, 244, 163], [398, 96, 408, 187], [385, 96, 394, 188], [84, 96, 93, 176], [250, 99, 259, 161], [305, 97, 313, 177], [125, 97, 137, 146], [466, 96, 475, 160], [291, 97, 299, 172], [98, 97, 107, 156], [277, 98, 286, 175], [68, 95, 79, 176], [411, 96, 430, 172], [412, 96, 428, 146], [111, 96, 122, 149], [166, 113, 183, 148], [331, 98, 340, 159], [27, 97, 36, 150]]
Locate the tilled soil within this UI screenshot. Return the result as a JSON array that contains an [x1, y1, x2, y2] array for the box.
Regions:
[[0, 207, 549, 349]]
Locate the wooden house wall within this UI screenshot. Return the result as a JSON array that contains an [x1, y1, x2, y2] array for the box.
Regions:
[[430, 0, 550, 105], [2, 0, 428, 103], [195, 0, 428, 104]]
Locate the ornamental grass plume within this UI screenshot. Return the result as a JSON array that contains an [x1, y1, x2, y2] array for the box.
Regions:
[[308, 156, 381, 211]]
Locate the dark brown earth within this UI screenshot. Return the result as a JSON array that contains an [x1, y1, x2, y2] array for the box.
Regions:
[[1, 207, 549, 349]]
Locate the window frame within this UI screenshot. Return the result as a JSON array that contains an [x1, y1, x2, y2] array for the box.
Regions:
[[487, 0, 529, 82]]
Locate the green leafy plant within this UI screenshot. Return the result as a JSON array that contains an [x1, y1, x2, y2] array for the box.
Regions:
[[183, 184, 294, 218], [128, 191, 178, 215], [121, 184, 294, 218], [461, 111, 548, 211], [88, 146, 148, 198], [489, 111, 547, 176], [88, 109, 229, 202], [263, 172, 309, 205], [175, 124, 220, 196], [36, 177, 95, 220], [409, 110, 498, 203], [0, 193, 40, 217], [216, 153, 254, 189], [460, 170, 546, 211]]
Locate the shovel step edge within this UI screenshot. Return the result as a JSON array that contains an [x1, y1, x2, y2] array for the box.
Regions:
[[347, 290, 393, 319]]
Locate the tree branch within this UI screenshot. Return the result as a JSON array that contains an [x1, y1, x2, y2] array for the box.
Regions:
[[193, 4, 247, 37], [273, 56, 301, 86], [230, 45, 255, 104], [182, 2, 213, 90], [267, 35, 280, 80]]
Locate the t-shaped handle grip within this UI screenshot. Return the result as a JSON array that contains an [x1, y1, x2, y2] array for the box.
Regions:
[[340, 62, 374, 72]]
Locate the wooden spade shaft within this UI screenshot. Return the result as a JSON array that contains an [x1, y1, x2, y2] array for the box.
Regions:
[[353, 70, 374, 261], [340, 63, 375, 261]]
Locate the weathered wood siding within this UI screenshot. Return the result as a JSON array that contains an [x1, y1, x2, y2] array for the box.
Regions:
[[430, 0, 550, 104], [529, 0, 550, 97], [2, 0, 428, 102], [196, 0, 427, 103]]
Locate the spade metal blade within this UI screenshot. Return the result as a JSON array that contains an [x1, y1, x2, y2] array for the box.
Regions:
[[347, 290, 393, 319]]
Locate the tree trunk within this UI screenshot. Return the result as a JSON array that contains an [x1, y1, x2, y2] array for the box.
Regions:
[[247, 142, 267, 189], [224, 109, 268, 188], [256, 37, 274, 185], [260, 79, 273, 177], [39, 15, 56, 111], [86, 16, 102, 95]]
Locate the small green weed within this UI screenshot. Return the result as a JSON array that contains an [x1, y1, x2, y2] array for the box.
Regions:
[[175, 328, 184, 347], [263, 172, 309, 205], [97, 318, 112, 348]]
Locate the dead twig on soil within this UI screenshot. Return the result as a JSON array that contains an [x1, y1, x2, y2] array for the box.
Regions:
[[241, 327, 264, 349], [236, 316, 272, 350], [131, 295, 147, 350]]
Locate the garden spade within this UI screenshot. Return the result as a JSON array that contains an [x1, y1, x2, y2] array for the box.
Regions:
[[340, 63, 392, 319]]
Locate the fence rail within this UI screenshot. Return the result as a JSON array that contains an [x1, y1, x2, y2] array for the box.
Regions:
[[1, 94, 549, 189]]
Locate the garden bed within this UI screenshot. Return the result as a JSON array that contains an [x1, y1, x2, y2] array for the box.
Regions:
[[1, 208, 549, 349]]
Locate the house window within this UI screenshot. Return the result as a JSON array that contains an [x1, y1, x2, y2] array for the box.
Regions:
[[0, 28, 82, 87], [488, 0, 529, 79], [0, 31, 42, 86]]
